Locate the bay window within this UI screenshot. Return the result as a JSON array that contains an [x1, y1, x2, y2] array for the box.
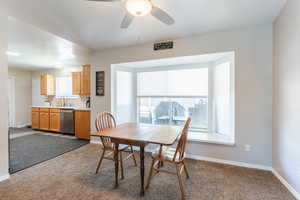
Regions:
[[113, 53, 234, 143]]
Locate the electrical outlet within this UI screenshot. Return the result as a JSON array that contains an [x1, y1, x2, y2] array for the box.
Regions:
[[244, 144, 251, 152]]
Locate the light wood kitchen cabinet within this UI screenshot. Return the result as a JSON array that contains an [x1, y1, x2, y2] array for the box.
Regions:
[[81, 65, 91, 96], [72, 72, 81, 95], [40, 74, 55, 96], [75, 110, 90, 140], [40, 74, 47, 95], [32, 109, 40, 129], [32, 107, 39, 112], [72, 65, 91, 96], [32, 107, 62, 132], [39, 108, 50, 113], [49, 109, 60, 132], [39, 111, 50, 130]]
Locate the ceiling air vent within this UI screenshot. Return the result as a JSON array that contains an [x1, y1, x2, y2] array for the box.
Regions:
[[154, 41, 174, 51]]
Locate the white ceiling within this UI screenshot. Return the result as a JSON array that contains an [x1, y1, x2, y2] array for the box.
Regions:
[[5, 0, 287, 51], [8, 18, 90, 70]]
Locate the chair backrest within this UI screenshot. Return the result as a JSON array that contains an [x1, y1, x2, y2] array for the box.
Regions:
[[95, 112, 116, 149], [173, 117, 192, 162]]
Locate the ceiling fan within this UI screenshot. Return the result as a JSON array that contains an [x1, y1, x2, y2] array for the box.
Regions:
[[86, 0, 175, 29]]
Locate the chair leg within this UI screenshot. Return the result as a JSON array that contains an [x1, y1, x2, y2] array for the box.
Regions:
[[146, 159, 156, 189], [95, 149, 105, 174], [130, 146, 138, 166], [119, 152, 125, 180], [183, 160, 190, 179], [176, 164, 186, 200], [156, 161, 161, 174]]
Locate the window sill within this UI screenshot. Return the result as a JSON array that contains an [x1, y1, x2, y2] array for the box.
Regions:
[[188, 132, 235, 146]]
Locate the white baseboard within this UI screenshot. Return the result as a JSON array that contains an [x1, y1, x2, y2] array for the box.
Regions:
[[90, 139, 272, 171], [15, 123, 30, 128], [272, 169, 300, 200], [0, 174, 10, 182], [185, 153, 272, 171]]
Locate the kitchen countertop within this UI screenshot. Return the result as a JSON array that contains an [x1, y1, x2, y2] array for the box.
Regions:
[[32, 106, 91, 111]]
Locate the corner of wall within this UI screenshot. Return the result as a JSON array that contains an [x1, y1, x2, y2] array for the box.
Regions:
[[272, 168, 300, 200]]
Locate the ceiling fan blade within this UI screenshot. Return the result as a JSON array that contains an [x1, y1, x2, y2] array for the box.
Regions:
[[86, 0, 121, 2], [151, 6, 175, 25], [120, 13, 134, 29]]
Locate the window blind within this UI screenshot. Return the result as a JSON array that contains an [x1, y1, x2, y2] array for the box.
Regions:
[[137, 68, 208, 96]]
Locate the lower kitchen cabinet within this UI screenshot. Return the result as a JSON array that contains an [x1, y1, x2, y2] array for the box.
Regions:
[[32, 110, 40, 129], [32, 108, 61, 132], [49, 112, 60, 132], [39, 112, 50, 130], [75, 110, 90, 140], [32, 107, 90, 139]]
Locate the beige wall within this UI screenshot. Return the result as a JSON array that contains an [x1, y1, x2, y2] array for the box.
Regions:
[[0, 13, 9, 179], [91, 24, 273, 166], [8, 68, 32, 127], [273, 0, 300, 196]]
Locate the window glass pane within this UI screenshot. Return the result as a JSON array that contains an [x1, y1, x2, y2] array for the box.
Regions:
[[138, 97, 208, 131], [116, 71, 134, 123], [137, 68, 208, 96], [56, 76, 76, 98], [134, 60, 232, 135], [213, 62, 231, 135], [137, 68, 209, 131]]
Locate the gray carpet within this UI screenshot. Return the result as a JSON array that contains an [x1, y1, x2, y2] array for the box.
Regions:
[[9, 127, 32, 135], [10, 134, 89, 173], [0, 144, 296, 200]]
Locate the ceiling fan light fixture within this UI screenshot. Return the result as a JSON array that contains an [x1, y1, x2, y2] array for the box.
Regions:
[[126, 0, 152, 17]]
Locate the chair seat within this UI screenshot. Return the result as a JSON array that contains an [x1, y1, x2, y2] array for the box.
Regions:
[[152, 146, 183, 162]]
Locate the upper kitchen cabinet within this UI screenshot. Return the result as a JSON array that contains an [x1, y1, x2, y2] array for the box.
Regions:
[[81, 65, 91, 95], [72, 65, 91, 96], [72, 72, 81, 95], [40, 74, 55, 96]]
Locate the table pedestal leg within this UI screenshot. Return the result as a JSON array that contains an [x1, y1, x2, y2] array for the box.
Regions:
[[140, 146, 145, 196], [114, 143, 119, 188]]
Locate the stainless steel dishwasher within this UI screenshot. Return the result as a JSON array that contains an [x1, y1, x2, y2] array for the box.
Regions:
[[60, 109, 75, 134]]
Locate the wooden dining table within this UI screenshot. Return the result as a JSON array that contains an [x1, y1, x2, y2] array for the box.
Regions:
[[92, 123, 181, 196]]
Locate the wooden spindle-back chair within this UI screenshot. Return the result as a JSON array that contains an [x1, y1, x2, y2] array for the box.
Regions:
[[95, 112, 137, 179], [146, 117, 192, 200]]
